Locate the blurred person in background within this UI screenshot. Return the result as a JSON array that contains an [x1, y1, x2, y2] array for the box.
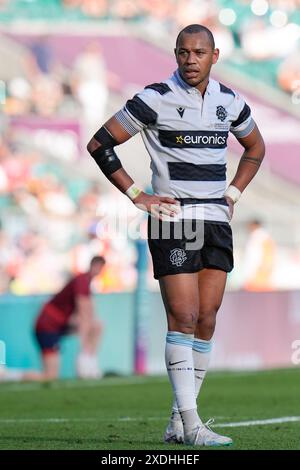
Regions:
[[277, 49, 300, 95], [87, 24, 265, 447], [31, 75, 64, 117], [34, 255, 105, 380], [29, 35, 55, 77], [72, 41, 109, 141], [111, 0, 141, 22], [241, 219, 276, 291], [78, 181, 102, 216], [1, 256, 105, 381], [9, 231, 65, 295], [71, 220, 107, 274], [63, 0, 109, 18]]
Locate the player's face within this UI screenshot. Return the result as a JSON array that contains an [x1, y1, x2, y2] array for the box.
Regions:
[[175, 32, 219, 89], [91, 262, 104, 277]]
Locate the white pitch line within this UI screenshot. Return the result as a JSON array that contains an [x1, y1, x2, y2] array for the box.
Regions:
[[0, 416, 299, 427], [0, 418, 98, 424], [213, 416, 300, 428]]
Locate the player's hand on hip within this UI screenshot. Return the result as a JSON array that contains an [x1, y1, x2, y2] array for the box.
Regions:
[[224, 196, 234, 220], [133, 192, 181, 220]]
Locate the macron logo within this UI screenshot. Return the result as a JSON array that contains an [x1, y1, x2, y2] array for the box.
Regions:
[[176, 107, 185, 118]]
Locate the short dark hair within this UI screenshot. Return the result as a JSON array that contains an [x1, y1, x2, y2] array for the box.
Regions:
[[248, 219, 262, 227], [175, 24, 215, 50], [90, 256, 105, 266]]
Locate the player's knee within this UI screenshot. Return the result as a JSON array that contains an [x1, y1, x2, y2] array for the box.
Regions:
[[198, 302, 221, 320], [197, 312, 217, 335], [167, 302, 198, 332]]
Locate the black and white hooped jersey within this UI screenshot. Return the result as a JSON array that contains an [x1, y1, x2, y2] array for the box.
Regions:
[[115, 70, 255, 222]]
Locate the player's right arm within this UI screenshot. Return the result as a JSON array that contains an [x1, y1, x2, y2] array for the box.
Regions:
[[75, 294, 94, 335], [87, 115, 180, 220], [76, 295, 94, 317]]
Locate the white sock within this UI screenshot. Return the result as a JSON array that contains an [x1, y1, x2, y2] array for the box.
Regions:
[[170, 338, 212, 418], [77, 352, 100, 378], [193, 338, 212, 400], [166, 331, 200, 430]]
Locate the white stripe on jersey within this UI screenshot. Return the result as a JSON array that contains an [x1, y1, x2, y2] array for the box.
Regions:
[[115, 70, 255, 221]]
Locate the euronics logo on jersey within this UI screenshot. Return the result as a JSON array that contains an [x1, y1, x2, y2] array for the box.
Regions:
[[159, 130, 228, 148]]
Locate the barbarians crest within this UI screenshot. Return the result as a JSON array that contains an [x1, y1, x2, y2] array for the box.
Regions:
[[170, 248, 187, 267], [216, 105, 228, 122]]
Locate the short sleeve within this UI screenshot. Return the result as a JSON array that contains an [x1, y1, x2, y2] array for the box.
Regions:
[[230, 94, 255, 138], [114, 87, 161, 136]]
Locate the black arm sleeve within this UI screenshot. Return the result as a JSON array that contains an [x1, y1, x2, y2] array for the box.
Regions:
[[89, 126, 122, 178]]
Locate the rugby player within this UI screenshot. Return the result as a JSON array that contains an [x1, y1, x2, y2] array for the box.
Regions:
[[35, 256, 105, 380], [87, 24, 265, 446]]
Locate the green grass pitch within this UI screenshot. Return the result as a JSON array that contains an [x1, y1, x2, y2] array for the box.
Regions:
[[0, 368, 299, 450]]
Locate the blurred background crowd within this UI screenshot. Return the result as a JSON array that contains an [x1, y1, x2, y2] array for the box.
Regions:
[[0, 0, 300, 295]]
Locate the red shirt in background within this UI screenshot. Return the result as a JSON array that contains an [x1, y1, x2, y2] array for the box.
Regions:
[[36, 272, 91, 332]]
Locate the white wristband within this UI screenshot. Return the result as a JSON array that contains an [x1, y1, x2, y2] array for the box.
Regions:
[[125, 183, 142, 201], [224, 185, 241, 204]]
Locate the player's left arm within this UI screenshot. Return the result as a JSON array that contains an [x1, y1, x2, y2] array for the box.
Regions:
[[225, 123, 265, 217], [230, 123, 265, 192]]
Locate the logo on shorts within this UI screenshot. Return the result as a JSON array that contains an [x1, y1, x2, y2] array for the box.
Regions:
[[170, 248, 187, 267], [216, 105, 228, 122]]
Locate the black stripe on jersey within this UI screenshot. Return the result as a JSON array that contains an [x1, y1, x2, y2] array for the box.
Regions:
[[144, 82, 172, 95], [159, 130, 228, 149], [125, 95, 157, 126], [231, 103, 251, 128], [168, 163, 226, 181], [219, 83, 235, 97], [176, 197, 228, 206]]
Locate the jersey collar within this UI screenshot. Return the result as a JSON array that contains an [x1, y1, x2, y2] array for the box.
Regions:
[[173, 69, 215, 96]]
